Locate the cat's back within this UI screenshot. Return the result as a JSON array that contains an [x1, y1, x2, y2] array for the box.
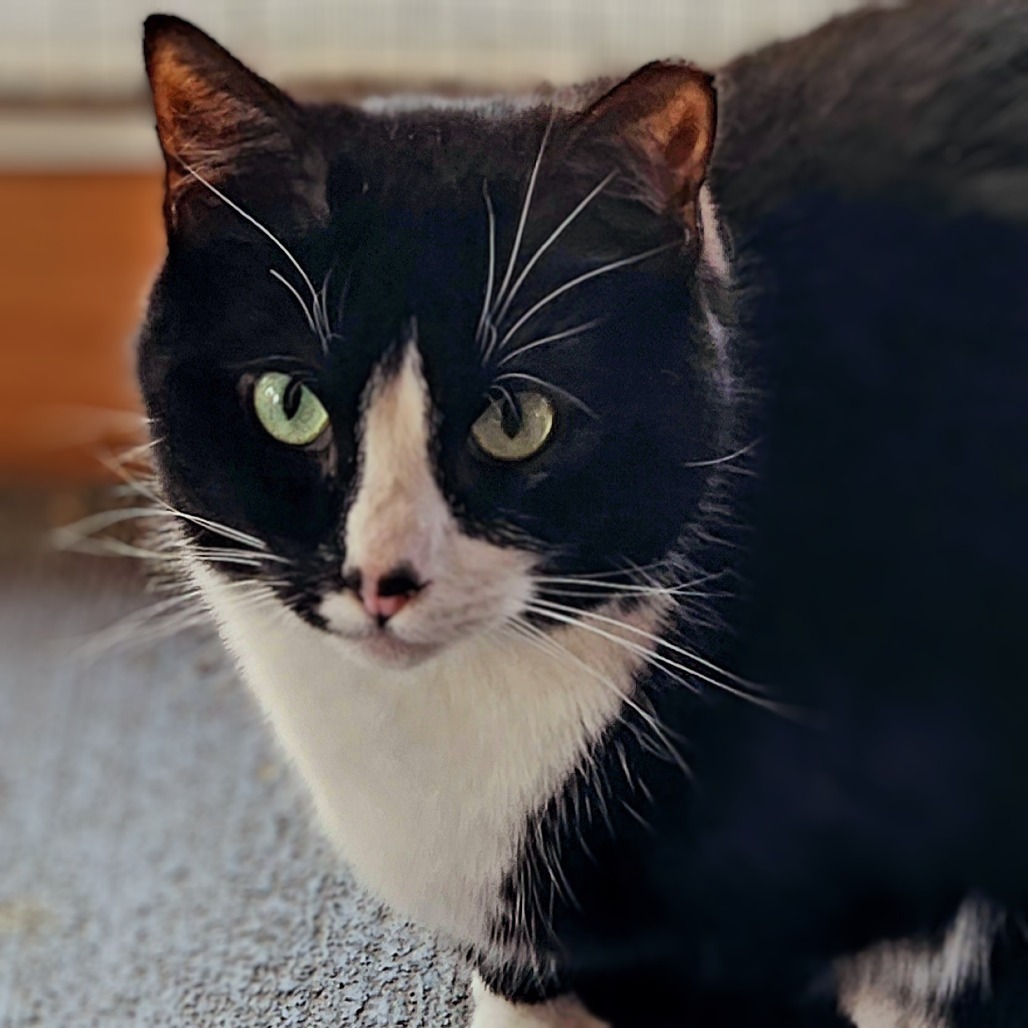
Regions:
[[705, 0, 1028, 902], [713, 0, 1028, 226], [709, 0, 1028, 671]]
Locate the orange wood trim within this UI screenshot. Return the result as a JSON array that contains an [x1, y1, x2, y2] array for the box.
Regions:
[[0, 171, 165, 482]]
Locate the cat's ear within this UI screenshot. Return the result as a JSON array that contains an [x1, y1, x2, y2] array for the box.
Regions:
[[143, 15, 325, 233], [582, 61, 716, 232]]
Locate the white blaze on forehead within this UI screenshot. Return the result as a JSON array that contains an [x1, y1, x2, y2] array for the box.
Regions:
[[345, 342, 446, 582], [323, 334, 532, 654]]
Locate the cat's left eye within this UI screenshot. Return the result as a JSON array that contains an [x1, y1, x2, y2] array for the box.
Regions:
[[471, 391, 555, 462], [252, 371, 330, 447]]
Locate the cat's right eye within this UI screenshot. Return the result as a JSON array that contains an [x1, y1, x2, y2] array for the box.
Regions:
[[252, 372, 331, 447], [471, 391, 556, 462]]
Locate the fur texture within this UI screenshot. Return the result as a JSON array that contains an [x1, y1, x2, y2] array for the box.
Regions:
[[136, 3, 1028, 1026]]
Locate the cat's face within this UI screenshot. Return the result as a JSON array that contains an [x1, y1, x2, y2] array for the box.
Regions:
[[139, 16, 729, 669]]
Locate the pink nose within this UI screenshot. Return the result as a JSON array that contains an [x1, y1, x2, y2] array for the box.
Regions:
[[344, 566, 425, 625]]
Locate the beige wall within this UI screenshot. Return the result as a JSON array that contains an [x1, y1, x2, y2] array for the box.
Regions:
[[2, 0, 876, 96], [0, 0, 882, 169]]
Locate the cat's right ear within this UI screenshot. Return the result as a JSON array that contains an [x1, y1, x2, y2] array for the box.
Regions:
[[580, 61, 716, 236], [143, 15, 326, 235]]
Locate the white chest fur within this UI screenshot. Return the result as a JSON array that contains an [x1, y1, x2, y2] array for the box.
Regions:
[[196, 565, 649, 952]]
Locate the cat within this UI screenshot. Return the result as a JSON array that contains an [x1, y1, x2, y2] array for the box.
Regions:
[[136, 2, 1028, 1026]]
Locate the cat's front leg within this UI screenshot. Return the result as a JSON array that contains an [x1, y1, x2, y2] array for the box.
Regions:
[[470, 973, 611, 1028]]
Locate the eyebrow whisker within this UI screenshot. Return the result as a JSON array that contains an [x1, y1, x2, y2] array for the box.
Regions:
[[477, 180, 498, 350], [484, 113, 555, 364], [497, 242, 677, 355], [269, 269, 320, 337], [180, 161, 327, 347], [495, 371, 599, 420], [493, 171, 617, 334], [497, 318, 603, 368]]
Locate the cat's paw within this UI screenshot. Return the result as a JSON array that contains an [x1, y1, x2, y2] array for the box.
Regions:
[[469, 973, 611, 1028]]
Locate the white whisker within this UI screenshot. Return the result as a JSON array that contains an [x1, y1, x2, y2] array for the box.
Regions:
[[71, 579, 283, 664], [496, 242, 677, 355], [194, 547, 290, 566], [497, 318, 603, 368], [55, 506, 272, 557], [488, 383, 520, 417], [525, 601, 700, 694], [491, 115, 555, 336], [103, 437, 160, 466], [534, 582, 709, 602], [510, 615, 690, 775], [181, 163, 324, 345], [476, 180, 498, 348], [494, 372, 598, 420], [528, 597, 799, 716], [531, 595, 756, 691], [269, 269, 319, 337], [317, 266, 334, 347], [167, 506, 266, 552], [535, 570, 724, 596], [683, 438, 761, 469], [95, 454, 271, 553], [68, 594, 206, 663], [533, 586, 689, 602], [53, 506, 174, 545], [493, 171, 617, 333]]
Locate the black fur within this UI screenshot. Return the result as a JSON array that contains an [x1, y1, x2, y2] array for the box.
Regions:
[[138, 2, 1028, 1025], [139, 90, 723, 616], [497, 3, 1028, 1024]]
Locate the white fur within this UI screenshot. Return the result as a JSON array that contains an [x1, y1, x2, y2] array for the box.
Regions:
[[344, 343, 447, 584], [698, 184, 730, 283], [839, 898, 1000, 1028], [843, 993, 946, 1028], [328, 341, 534, 665], [470, 974, 610, 1028], [192, 340, 661, 965], [696, 184, 734, 399], [197, 567, 656, 955]]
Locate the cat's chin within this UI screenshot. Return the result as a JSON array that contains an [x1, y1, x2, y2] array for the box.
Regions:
[[329, 628, 446, 671]]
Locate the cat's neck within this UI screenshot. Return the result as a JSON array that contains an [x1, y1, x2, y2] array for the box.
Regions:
[[193, 557, 669, 954]]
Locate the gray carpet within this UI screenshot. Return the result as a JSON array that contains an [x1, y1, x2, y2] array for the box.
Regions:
[[0, 496, 468, 1027]]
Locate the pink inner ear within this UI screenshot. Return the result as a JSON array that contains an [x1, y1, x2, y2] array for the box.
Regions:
[[144, 18, 297, 224], [584, 62, 717, 217], [148, 50, 271, 201]]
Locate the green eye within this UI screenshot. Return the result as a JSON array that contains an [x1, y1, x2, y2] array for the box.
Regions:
[[252, 371, 330, 447], [471, 390, 555, 462]]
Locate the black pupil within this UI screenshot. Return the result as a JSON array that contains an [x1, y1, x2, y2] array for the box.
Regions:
[[500, 395, 523, 438], [282, 378, 304, 419]]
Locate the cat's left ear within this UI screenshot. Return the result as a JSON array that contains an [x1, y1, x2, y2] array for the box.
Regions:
[[143, 15, 326, 234], [582, 61, 716, 233]]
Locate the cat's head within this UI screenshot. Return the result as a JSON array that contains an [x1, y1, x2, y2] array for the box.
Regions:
[[138, 15, 734, 670]]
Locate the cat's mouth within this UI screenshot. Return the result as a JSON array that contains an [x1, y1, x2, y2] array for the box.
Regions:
[[326, 623, 445, 670]]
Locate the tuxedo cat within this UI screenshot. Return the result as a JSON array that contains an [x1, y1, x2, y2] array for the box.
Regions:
[[137, 2, 1028, 1025]]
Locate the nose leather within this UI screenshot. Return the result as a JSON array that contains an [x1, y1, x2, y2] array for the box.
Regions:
[[345, 565, 425, 625], [363, 590, 410, 623]]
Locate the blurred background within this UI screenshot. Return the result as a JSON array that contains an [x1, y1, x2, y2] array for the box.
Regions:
[[0, 3, 870, 1026], [0, 0, 871, 484]]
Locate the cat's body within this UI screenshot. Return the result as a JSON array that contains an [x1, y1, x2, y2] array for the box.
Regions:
[[137, 2, 1028, 1026]]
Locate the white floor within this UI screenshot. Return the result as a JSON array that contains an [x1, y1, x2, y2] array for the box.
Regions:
[[0, 536, 466, 1027]]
